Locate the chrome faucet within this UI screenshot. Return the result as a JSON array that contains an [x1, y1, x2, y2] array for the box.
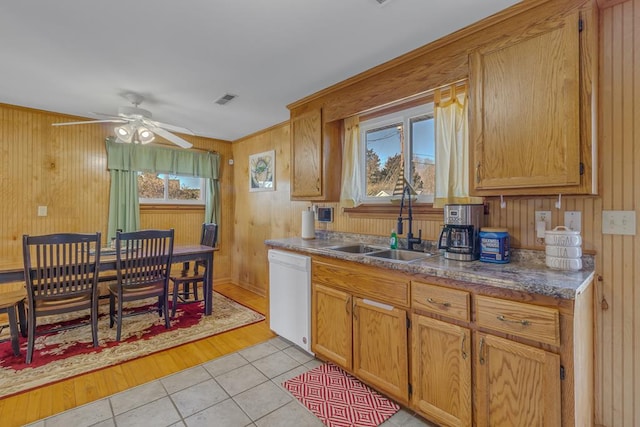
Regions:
[[397, 185, 422, 251]]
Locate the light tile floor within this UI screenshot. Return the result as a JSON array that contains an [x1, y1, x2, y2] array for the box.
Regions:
[[26, 337, 436, 427]]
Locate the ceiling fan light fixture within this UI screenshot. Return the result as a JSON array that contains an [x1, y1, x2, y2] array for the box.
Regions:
[[137, 127, 155, 144], [114, 124, 133, 143]]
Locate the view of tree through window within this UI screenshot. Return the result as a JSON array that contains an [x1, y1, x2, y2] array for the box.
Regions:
[[138, 172, 203, 203], [362, 106, 435, 201]]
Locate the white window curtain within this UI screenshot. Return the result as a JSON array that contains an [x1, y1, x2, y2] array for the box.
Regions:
[[340, 116, 363, 207], [434, 83, 483, 208]]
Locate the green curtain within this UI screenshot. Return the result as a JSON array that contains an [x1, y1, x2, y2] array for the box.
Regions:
[[105, 138, 221, 240]]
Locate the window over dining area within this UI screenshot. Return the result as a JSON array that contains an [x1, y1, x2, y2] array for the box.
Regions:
[[137, 173, 205, 205]]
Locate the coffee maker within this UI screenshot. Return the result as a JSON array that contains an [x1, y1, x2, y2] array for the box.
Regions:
[[438, 204, 484, 261]]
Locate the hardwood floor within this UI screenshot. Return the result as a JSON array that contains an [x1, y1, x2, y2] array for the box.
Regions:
[[0, 283, 275, 427]]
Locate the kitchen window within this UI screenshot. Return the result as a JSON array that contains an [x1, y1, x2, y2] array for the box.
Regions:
[[138, 172, 205, 205], [360, 104, 435, 204]]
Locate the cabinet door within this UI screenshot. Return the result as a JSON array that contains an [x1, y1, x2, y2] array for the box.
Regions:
[[353, 297, 408, 403], [411, 314, 471, 427], [469, 12, 581, 193], [311, 283, 352, 370], [475, 333, 561, 427], [291, 108, 322, 198]]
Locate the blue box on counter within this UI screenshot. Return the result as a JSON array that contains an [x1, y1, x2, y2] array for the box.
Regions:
[[479, 228, 510, 263]]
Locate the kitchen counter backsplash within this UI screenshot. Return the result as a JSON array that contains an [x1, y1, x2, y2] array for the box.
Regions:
[[265, 231, 595, 300]]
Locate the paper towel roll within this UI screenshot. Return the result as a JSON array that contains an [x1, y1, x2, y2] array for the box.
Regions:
[[301, 210, 315, 240]]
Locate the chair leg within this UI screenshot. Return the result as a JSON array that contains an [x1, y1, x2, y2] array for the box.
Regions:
[[171, 281, 179, 318], [26, 310, 36, 364], [193, 280, 199, 301], [17, 299, 27, 337], [91, 298, 98, 347], [109, 295, 115, 328], [7, 305, 20, 357], [163, 295, 170, 329], [116, 299, 123, 342]]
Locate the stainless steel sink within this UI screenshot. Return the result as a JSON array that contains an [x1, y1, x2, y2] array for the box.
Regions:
[[365, 249, 433, 262], [326, 244, 386, 254]]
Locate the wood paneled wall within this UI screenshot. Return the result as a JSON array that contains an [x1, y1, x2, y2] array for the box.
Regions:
[[595, 1, 639, 425], [0, 104, 235, 282]]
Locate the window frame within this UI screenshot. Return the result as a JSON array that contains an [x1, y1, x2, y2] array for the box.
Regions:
[[138, 172, 207, 206], [359, 103, 435, 204]]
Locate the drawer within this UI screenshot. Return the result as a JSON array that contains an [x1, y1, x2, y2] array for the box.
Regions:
[[475, 295, 560, 346], [313, 260, 409, 307], [411, 281, 470, 322]]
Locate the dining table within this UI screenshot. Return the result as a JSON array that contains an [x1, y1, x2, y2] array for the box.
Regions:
[[0, 244, 215, 316]]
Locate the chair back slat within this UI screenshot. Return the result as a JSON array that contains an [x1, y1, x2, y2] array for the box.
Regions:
[[23, 233, 101, 302], [116, 229, 174, 290], [200, 223, 218, 248]]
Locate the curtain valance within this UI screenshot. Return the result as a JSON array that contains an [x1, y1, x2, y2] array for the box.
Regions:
[[106, 138, 219, 179]]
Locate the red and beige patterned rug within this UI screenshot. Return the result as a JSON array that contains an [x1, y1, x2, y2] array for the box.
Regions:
[[283, 362, 400, 427], [0, 292, 264, 398]]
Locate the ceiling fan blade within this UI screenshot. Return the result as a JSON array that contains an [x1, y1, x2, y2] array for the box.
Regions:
[[144, 119, 195, 136], [149, 126, 193, 149], [52, 119, 127, 126]]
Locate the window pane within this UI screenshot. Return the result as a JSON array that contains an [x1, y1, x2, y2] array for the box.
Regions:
[[365, 123, 402, 198], [410, 116, 435, 196], [167, 175, 201, 201], [137, 172, 165, 199]]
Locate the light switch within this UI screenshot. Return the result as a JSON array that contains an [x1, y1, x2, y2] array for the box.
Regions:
[[37, 206, 47, 217], [564, 211, 581, 232], [602, 210, 636, 235], [535, 211, 551, 238]]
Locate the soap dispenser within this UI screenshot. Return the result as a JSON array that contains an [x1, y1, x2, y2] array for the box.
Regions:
[[390, 229, 398, 249]]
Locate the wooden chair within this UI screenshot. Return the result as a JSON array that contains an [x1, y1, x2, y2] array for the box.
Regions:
[[108, 229, 174, 341], [22, 232, 101, 364], [169, 223, 217, 318]]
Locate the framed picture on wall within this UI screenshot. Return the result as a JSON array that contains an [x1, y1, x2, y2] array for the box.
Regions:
[[249, 150, 275, 192]]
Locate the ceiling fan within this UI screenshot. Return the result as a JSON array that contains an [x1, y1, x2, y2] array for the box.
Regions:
[[52, 93, 194, 149]]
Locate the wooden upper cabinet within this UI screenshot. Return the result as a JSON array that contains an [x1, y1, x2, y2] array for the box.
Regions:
[[469, 10, 597, 195], [290, 107, 342, 201]]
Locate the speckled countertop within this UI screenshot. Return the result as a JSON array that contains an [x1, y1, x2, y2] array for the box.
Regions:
[[265, 231, 595, 300]]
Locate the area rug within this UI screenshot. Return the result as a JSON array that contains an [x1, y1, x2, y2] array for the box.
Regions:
[[283, 362, 400, 427], [0, 292, 264, 398]]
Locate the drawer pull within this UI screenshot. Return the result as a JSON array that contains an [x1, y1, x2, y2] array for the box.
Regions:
[[497, 314, 531, 326], [461, 334, 468, 360], [479, 337, 485, 365], [427, 297, 451, 308]]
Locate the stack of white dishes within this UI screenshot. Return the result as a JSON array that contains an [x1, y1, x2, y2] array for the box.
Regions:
[[545, 226, 583, 270]]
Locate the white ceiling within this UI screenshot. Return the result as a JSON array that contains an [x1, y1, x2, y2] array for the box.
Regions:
[[0, 0, 518, 142]]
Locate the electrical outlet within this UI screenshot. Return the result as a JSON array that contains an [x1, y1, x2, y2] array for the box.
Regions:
[[564, 211, 581, 232], [602, 210, 636, 235], [535, 211, 552, 238], [37, 206, 47, 217]]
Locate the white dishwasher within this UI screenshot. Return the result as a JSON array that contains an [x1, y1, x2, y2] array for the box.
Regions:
[[268, 249, 313, 354]]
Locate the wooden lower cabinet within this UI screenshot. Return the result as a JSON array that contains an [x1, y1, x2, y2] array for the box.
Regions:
[[474, 332, 562, 427], [312, 283, 352, 370], [311, 282, 409, 403], [411, 314, 472, 427], [353, 297, 408, 402]]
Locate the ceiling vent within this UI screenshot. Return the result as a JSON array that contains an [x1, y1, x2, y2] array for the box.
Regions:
[[214, 93, 238, 106]]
